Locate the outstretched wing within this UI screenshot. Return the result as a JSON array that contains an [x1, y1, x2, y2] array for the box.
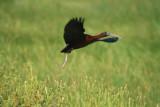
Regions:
[[64, 17, 85, 45]]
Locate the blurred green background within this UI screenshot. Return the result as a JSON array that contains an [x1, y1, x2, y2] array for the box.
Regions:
[[0, 0, 160, 106]]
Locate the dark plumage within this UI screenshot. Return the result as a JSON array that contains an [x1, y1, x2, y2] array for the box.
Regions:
[[64, 17, 85, 45], [61, 17, 119, 53]]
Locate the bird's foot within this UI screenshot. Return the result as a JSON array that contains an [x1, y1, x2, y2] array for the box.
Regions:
[[62, 54, 68, 68]]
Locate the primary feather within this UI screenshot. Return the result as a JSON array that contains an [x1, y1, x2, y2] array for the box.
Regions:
[[64, 17, 85, 45]]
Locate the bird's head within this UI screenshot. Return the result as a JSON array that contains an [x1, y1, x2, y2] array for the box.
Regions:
[[98, 32, 120, 43]]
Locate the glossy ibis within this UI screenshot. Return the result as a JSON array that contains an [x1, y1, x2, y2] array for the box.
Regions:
[[61, 17, 119, 67]]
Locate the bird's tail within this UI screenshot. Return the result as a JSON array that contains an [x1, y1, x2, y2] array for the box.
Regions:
[[61, 45, 72, 53]]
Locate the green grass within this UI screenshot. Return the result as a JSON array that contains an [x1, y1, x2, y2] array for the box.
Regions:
[[0, 0, 160, 106]]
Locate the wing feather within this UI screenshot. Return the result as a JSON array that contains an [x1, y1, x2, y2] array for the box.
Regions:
[[64, 17, 85, 44]]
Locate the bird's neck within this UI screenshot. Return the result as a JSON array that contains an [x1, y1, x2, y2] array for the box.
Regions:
[[85, 33, 107, 42]]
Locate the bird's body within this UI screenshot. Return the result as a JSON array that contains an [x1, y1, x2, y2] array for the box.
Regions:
[[61, 17, 119, 53]]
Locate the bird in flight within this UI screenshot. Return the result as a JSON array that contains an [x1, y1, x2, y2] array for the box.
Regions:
[[61, 17, 119, 67]]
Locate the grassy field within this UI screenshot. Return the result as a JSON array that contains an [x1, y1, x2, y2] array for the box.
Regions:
[[0, 0, 160, 106]]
